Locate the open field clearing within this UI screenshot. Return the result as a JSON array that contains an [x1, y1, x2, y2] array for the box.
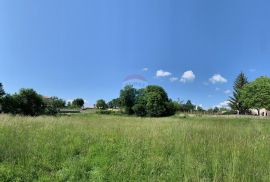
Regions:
[[0, 114, 270, 181]]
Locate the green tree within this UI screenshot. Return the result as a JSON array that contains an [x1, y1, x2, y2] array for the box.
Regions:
[[213, 107, 220, 113], [43, 97, 65, 115], [146, 92, 166, 117], [17, 89, 44, 116], [72, 98, 84, 108], [0, 83, 5, 98], [144, 85, 173, 117], [108, 98, 121, 109], [1, 94, 20, 114], [240, 76, 270, 115], [96, 99, 108, 110], [183, 100, 195, 112], [132, 104, 147, 116], [145, 85, 168, 102], [196, 106, 205, 112], [229, 72, 249, 114], [120, 85, 136, 114], [164, 100, 178, 116]]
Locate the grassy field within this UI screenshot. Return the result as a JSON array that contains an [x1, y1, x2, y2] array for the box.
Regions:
[[0, 114, 270, 182]]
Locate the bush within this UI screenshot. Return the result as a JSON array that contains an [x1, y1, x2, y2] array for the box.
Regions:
[[96, 110, 122, 115], [43, 97, 66, 115], [132, 104, 147, 117], [1, 94, 20, 114], [165, 101, 177, 116]]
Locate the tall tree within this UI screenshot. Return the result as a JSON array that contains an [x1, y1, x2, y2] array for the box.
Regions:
[[240, 76, 270, 115], [72, 98, 84, 108], [228, 72, 249, 114], [17, 89, 44, 116], [183, 100, 195, 112], [120, 85, 137, 114], [0, 83, 5, 98], [96, 99, 108, 110]]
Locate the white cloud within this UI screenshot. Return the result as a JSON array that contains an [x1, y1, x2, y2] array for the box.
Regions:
[[215, 87, 220, 91], [215, 101, 230, 109], [224, 89, 231, 94], [142, 68, 148, 72], [180, 70, 195, 83], [170, 77, 178, 82], [209, 74, 227, 84], [156, 70, 172, 77]]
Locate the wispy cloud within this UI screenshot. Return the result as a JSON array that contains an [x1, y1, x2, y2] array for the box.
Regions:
[[170, 77, 178, 82], [209, 74, 227, 84], [215, 101, 230, 108], [180, 70, 195, 83], [142, 68, 149, 72], [156, 70, 172, 77]]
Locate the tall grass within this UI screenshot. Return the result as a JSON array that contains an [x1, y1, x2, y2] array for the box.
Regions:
[[0, 114, 270, 181]]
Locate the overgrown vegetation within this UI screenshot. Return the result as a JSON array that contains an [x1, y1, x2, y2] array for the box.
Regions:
[[0, 86, 65, 116], [0, 114, 270, 181]]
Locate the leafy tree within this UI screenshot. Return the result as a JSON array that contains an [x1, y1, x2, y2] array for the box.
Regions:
[[213, 107, 220, 113], [1, 94, 20, 114], [96, 99, 108, 110], [145, 85, 168, 102], [240, 76, 270, 115], [67, 101, 72, 107], [146, 92, 166, 117], [183, 100, 195, 112], [196, 106, 205, 112], [120, 85, 136, 114], [43, 97, 65, 115], [144, 85, 175, 117], [172, 101, 181, 112], [229, 72, 249, 114], [164, 100, 178, 116], [0, 83, 5, 98], [17, 89, 44, 116], [132, 104, 147, 116], [72, 98, 84, 108], [108, 98, 121, 109], [135, 88, 147, 105]]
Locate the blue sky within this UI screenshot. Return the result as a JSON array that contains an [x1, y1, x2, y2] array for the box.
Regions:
[[1, 0, 270, 108]]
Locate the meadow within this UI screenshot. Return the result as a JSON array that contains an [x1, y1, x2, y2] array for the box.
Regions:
[[0, 113, 270, 182]]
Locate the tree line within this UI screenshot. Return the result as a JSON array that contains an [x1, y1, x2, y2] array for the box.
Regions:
[[0, 84, 84, 116], [97, 85, 207, 117], [2, 73, 269, 117]]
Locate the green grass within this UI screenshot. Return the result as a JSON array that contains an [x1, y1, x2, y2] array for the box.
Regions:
[[0, 114, 270, 181]]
